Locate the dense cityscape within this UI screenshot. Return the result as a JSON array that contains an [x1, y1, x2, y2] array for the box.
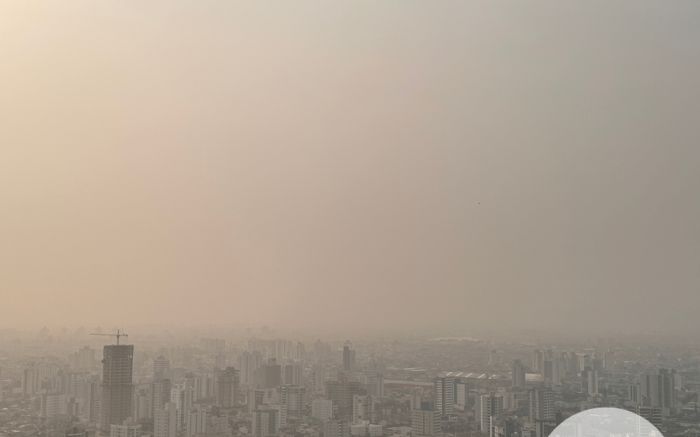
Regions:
[[0, 328, 698, 437], [3, 2, 700, 437]]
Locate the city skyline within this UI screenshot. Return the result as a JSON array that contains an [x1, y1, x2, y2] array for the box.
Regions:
[[3, 328, 687, 437], [2, 1, 699, 437]]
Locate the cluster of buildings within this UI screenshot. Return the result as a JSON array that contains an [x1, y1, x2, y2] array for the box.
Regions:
[[403, 347, 683, 437], [3, 333, 700, 437], [8, 338, 390, 437]]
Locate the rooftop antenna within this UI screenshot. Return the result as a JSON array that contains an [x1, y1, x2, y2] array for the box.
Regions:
[[90, 329, 128, 345]]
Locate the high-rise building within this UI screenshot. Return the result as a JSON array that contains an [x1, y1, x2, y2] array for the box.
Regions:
[[635, 405, 663, 434], [171, 381, 194, 431], [550, 357, 562, 386], [529, 387, 554, 422], [311, 398, 334, 421], [639, 368, 677, 416], [455, 380, 468, 410], [352, 395, 377, 423], [512, 360, 526, 388], [364, 372, 384, 398], [411, 401, 440, 437], [530, 387, 556, 437], [342, 342, 356, 372], [248, 388, 266, 413], [254, 359, 282, 389], [478, 394, 504, 436], [239, 351, 263, 387], [628, 382, 641, 404], [185, 405, 208, 437], [312, 363, 329, 395], [294, 342, 306, 361], [100, 345, 134, 432], [327, 378, 365, 421], [564, 352, 579, 377], [279, 385, 305, 419], [532, 350, 544, 374], [70, 347, 97, 371], [154, 403, 177, 437], [581, 367, 599, 396], [577, 353, 592, 373], [282, 362, 303, 386], [40, 393, 67, 419], [433, 377, 455, 417], [215, 367, 240, 408], [193, 373, 214, 401], [252, 408, 280, 437], [543, 360, 553, 383], [22, 366, 41, 395], [542, 354, 562, 386], [133, 385, 151, 422], [151, 379, 172, 418], [81, 378, 101, 423]]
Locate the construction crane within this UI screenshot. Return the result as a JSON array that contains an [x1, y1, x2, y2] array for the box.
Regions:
[[90, 329, 129, 345]]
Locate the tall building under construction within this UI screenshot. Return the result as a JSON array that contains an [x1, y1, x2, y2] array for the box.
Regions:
[[100, 344, 134, 432]]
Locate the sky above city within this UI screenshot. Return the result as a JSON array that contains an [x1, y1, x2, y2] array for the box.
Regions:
[[1, 1, 699, 335]]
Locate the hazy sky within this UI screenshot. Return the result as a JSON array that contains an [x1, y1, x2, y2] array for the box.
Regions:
[[1, 1, 699, 335]]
